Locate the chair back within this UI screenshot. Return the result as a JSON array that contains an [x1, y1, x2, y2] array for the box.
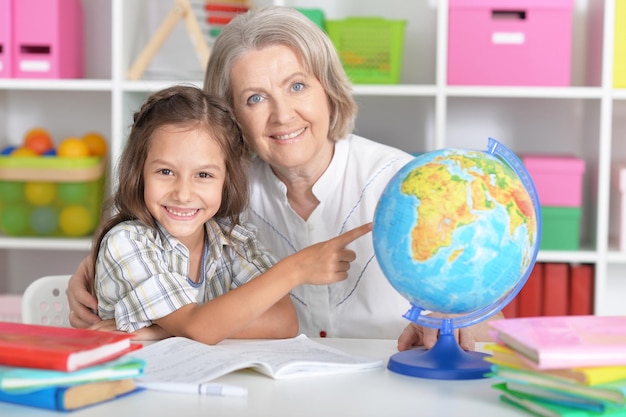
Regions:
[[21, 275, 72, 327]]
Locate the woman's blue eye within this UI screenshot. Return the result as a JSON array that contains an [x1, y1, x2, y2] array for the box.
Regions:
[[247, 94, 263, 104], [292, 82, 304, 92]]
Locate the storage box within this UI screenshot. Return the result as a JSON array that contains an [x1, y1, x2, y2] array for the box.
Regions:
[[448, 0, 573, 86], [13, 0, 83, 78], [0, 294, 22, 323], [326, 17, 406, 84], [612, 163, 626, 251], [614, 0, 626, 88], [0, 156, 105, 237], [540, 206, 581, 250], [0, 0, 12, 78], [522, 155, 585, 207], [296, 8, 325, 30]]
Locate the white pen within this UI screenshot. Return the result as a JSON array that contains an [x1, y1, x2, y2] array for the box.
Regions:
[[137, 382, 248, 397]]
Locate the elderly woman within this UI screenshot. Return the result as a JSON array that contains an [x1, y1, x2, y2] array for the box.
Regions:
[[68, 6, 499, 350]]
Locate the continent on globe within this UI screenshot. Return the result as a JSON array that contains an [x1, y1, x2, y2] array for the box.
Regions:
[[402, 152, 536, 263]]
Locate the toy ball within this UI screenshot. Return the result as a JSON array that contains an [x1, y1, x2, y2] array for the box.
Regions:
[[0, 204, 30, 235], [23, 128, 54, 155], [1, 145, 17, 155], [81, 132, 108, 157], [58, 182, 91, 204], [30, 206, 59, 235], [0, 181, 24, 204], [43, 148, 57, 157], [11, 147, 39, 157], [24, 182, 57, 206], [59, 205, 92, 236], [57, 137, 90, 158]]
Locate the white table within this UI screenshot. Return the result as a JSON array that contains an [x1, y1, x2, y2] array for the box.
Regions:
[[0, 338, 524, 417]]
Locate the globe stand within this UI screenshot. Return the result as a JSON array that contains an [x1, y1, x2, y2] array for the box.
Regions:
[[387, 315, 491, 380]]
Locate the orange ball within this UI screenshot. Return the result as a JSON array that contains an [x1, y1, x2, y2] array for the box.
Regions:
[[11, 147, 39, 157], [81, 132, 108, 157], [57, 137, 90, 158], [23, 128, 54, 155]]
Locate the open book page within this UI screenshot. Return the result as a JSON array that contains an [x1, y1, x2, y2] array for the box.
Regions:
[[131, 335, 383, 384]]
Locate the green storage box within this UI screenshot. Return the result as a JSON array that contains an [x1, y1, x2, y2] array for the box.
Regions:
[[296, 8, 325, 30], [0, 156, 106, 237], [540, 206, 581, 250]]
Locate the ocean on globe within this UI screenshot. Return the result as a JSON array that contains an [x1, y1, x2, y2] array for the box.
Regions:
[[373, 147, 538, 315]]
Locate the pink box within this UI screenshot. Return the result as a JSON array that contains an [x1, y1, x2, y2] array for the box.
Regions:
[[13, 0, 83, 79], [522, 155, 585, 207], [0, 294, 22, 322], [448, 0, 573, 86], [0, 0, 11, 77]]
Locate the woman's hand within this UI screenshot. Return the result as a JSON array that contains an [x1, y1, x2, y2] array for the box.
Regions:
[[396, 311, 503, 352], [68, 256, 101, 328]]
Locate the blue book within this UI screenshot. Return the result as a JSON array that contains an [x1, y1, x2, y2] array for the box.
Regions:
[[0, 357, 144, 393], [0, 379, 141, 411]]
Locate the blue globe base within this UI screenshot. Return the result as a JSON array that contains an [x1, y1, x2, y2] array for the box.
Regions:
[[387, 332, 491, 380]]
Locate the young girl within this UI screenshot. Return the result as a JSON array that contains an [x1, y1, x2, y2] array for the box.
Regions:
[[91, 85, 371, 345]]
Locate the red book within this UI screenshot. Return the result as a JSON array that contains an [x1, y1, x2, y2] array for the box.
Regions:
[[568, 263, 594, 315], [501, 294, 519, 318], [517, 263, 544, 317], [0, 322, 135, 372], [542, 263, 569, 316]]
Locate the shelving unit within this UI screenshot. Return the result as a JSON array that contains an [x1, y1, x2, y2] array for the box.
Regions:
[[1, 0, 625, 315]]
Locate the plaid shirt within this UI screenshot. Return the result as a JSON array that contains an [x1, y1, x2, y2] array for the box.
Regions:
[[95, 218, 276, 332]]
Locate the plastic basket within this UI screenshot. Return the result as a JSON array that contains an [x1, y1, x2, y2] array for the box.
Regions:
[[326, 17, 406, 84], [0, 156, 106, 237]]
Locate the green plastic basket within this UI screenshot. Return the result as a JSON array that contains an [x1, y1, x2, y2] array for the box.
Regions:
[[326, 17, 406, 84], [0, 156, 106, 237]]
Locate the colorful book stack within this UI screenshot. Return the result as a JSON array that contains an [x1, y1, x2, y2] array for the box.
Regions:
[[0, 321, 145, 411], [487, 315, 626, 417]]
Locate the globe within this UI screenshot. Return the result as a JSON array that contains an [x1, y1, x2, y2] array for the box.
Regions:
[[373, 138, 541, 380]]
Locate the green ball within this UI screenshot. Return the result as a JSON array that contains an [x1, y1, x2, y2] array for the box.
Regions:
[[58, 182, 91, 204], [0, 204, 31, 235], [30, 206, 59, 235], [0, 181, 25, 204]]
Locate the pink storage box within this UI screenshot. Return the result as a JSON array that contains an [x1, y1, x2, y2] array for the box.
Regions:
[[0, 294, 22, 322], [522, 155, 585, 207], [13, 0, 83, 79], [0, 0, 11, 77], [448, 0, 573, 86], [612, 163, 626, 251]]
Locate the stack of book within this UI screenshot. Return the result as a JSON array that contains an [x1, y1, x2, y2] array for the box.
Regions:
[[487, 315, 626, 417], [0, 322, 144, 411]]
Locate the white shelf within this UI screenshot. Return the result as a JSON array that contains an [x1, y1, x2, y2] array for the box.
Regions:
[[1, 0, 625, 315], [0, 237, 91, 251]]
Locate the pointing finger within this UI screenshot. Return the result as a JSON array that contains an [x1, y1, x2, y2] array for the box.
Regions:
[[331, 223, 373, 248]]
